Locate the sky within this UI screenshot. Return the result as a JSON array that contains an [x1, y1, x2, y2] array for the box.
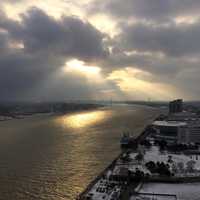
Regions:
[[1, 0, 200, 101]]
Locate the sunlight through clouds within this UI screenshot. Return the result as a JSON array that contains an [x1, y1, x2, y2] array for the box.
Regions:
[[107, 68, 180, 101], [64, 59, 101, 75], [1, 0, 200, 100]]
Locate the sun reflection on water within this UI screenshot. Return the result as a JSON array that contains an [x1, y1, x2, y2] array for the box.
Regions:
[[60, 110, 107, 129]]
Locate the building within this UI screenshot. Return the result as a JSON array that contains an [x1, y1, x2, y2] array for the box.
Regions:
[[167, 111, 200, 143], [168, 111, 198, 122], [169, 99, 183, 113], [188, 123, 200, 144], [152, 121, 189, 143], [111, 166, 129, 181]]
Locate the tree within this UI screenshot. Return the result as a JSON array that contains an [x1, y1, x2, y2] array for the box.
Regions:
[[186, 160, 196, 173], [145, 161, 156, 173], [172, 163, 178, 174], [167, 155, 173, 163], [177, 162, 184, 173], [135, 153, 144, 162]]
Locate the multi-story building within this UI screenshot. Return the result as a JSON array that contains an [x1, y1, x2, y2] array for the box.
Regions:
[[152, 121, 189, 143], [168, 111, 200, 143], [169, 99, 183, 113]]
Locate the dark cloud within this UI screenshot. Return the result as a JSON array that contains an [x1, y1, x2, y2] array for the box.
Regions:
[[0, 7, 108, 101], [31, 71, 121, 101], [0, 32, 9, 53], [5, 7, 107, 61], [87, 0, 200, 100], [18, 8, 107, 60], [101, 50, 181, 79], [115, 22, 200, 57], [99, 49, 200, 100], [89, 0, 200, 22]]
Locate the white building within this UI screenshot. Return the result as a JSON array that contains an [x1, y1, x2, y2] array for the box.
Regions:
[[168, 111, 198, 122], [168, 111, 200, 143], [188, 123, 200, 143], [152, 121, 189, 143]]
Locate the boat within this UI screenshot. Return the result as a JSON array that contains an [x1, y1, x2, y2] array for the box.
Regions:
[[120, 132, 134, 148]]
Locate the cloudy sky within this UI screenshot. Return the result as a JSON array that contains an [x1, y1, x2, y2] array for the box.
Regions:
[[1, 0, 200, 101]]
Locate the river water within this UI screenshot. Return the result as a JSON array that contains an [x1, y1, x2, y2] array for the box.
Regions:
[[0, 104, 160, 200]]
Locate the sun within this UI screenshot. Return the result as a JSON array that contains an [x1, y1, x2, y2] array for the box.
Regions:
[[64, 59, 101, 75]]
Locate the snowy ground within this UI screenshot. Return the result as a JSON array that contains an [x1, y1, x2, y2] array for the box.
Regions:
[[139, 183, 200, 200], [130, 194, 176, 200], [129, 145, 200, 176], [85, 145, 200, 200]]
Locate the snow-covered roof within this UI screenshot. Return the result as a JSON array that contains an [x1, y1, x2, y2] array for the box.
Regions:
[[153, 121, 187, 127]]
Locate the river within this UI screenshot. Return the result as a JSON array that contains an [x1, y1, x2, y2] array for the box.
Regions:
[[0, 104, 160, 200]]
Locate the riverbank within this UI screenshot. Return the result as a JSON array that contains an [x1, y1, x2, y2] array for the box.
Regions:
[[77, 114, 158, 200], [0, 104, 104, 122]]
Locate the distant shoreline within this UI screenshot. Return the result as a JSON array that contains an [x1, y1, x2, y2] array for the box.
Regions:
[[0, 103, 163, 123], [0, 104, 105, 122], [0, 112, 53, 122]]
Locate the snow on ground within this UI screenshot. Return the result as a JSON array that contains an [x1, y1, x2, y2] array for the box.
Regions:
[[86, 145, 200, 200], [145, 146, 200, 169], [130, 194, 176, 200], [140, 183, 200, 200], [130, 145, 200, 174]]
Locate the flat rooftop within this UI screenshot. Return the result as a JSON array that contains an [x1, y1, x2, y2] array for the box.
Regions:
[[153, 120, 187, 127], [171, 111, 196, 117], [137, 182, 200, 200]]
